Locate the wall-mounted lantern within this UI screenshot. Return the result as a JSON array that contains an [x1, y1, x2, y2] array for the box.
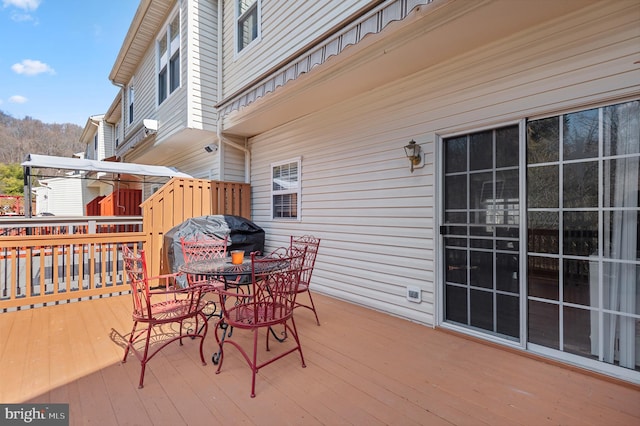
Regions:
[[403, 140, 424, 172]]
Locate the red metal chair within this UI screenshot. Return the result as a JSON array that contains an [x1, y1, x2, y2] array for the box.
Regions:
[[180, 235, 239, 327], [180, 235, 230, 288], [290, 235, 321, 325], [121, 244, 209, 389], [214, 247, 307, 397]]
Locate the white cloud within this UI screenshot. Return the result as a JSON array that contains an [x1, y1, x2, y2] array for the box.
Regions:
[[11, 59, 55, 76], [9, 95, 28, 104], [10, 12, 35, 22], [2, 0, 41, 11]]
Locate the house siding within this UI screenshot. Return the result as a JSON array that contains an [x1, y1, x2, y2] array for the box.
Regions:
[[221, 0, 372, 101], [248, 1, 640, 326], [117, 0, 232, 182], [186, 0, 218, 130]]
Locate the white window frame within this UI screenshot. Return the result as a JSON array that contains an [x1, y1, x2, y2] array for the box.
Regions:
[[157, 9, 181, 105], [271, 157, 301, 221], [235, 0, 260, 54]]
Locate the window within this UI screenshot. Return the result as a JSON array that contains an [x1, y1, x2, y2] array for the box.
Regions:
[[115, 123, 120, 147], [158, 12, 180, 104], [128, 83, 134, 124], [237, 0, 259, 52], [94, 134, 98, 152], [271, 158, 301, 220]]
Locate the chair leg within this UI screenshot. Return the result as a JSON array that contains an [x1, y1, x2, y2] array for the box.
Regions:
[[138, 324, 154, 389], [251, 328, 259, 398], [288, 317, 306, 368], [214, 320, 225, 372], [123, 321, 138, 363], [306, 290, 320, 326], [197, 312, 208, 366]]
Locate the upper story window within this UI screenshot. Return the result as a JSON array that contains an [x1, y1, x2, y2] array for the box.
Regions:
[[93, 134, 98, 153], [158, 12, 180, 104], [271, 158, 301, 220], [128, 82, 134, 124], [237, 0, 259, 52], [115, 122, 120, 147]]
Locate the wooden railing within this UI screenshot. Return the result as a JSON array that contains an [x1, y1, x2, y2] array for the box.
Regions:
[[0, 231, 147, 311]]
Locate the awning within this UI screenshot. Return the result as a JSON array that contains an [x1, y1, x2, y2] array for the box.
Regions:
[[21, 154, 192, 178]]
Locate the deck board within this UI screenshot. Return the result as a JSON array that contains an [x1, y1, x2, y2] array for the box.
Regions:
[[0, 293, 638, 425]]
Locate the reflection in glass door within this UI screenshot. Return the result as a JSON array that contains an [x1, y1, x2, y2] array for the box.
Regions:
[[442, 125, 521, 341], [527, 100, 639, 373]]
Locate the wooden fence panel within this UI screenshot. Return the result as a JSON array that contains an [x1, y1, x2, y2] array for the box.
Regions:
[[141, 178, 251, 277]]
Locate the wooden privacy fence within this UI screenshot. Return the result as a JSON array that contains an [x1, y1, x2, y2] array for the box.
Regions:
[[142, 178, 251, 278]]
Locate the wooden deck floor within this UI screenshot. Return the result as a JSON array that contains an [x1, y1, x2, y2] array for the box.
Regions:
[[1, 292, 639, 425]]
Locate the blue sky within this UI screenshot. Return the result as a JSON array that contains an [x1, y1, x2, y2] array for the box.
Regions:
[[0, 0, 138, 126]]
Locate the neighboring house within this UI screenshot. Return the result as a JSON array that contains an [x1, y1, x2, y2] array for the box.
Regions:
[[108, 0, 640, 384], [108, 0, 246, 187], [79, 114, 118, 202], [33, 171, 100, 216]]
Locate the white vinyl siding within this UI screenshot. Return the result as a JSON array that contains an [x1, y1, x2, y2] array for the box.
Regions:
[[187, 0, 218, 129], [247, 2, 639, 327], [123, 0, 219, 145], [221, 0, 370, 100], [37, 177, 100, 216]]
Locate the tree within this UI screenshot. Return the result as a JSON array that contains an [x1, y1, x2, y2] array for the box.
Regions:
[[0, 163, 24, 195]]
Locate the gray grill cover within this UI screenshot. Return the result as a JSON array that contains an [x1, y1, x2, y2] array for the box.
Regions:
[[163, 215, 265, 286]]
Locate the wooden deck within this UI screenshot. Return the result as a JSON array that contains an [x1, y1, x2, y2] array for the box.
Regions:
[[1, 292, 638, 425]]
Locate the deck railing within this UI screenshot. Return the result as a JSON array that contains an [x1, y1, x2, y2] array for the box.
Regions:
[[0, 217, 146, 312]]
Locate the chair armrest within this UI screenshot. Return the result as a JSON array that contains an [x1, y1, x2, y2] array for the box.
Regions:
[[146, 272, 183, 291]]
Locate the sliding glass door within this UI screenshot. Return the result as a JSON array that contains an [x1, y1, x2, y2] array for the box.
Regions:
[[442, 99, 639, 379]]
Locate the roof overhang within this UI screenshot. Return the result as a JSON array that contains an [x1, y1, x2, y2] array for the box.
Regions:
[[108, 0, 174, 85], [22, 154, 192, 178], [219, 0, 599, 137]]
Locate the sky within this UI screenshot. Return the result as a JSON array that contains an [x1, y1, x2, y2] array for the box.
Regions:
[[0, 0, 139, 126]]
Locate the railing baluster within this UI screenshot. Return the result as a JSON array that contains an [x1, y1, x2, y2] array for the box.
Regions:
[[0, 217, 145, 311]]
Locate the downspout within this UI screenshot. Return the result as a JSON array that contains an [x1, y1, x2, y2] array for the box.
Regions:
[[217, 0, 250, 184], [23, 166, 32, 219], [216, 118, 250, 184], [110, 80, 126, 161]]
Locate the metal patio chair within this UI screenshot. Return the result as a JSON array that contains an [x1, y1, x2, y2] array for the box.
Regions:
[[214, 246, 307, 397], [121, 244, 209, 389], [290, 235, 321, 325]]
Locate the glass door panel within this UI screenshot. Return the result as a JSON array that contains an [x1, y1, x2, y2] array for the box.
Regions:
[[442, 124, 521, 341], [526, 100, 640, 373]]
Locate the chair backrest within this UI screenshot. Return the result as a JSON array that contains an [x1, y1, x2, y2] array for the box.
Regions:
[[290, 235, 320, 288], [180, 235, 229, 263], [249, 247, 307, 324], [180, 235, 229, 286], [121, 244, 152, 318]]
